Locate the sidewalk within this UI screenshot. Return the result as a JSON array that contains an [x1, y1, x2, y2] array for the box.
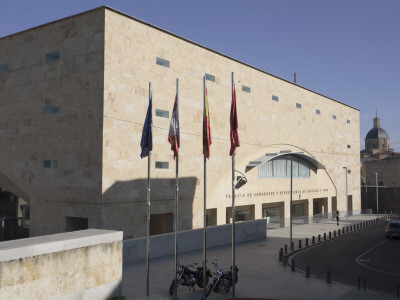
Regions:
[[122, 215, 396, 299]]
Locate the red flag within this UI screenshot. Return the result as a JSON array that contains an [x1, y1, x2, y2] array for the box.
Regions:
[[168, 96, 179, 159], [203, 88, 212, 158], [230, 84, 240, 156]]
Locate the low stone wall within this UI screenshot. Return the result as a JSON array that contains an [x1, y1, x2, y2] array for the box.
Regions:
[[0, 229, 123, 300], [124, 219, 266, 264]]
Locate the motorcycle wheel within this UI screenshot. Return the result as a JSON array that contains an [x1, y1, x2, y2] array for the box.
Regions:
[[169, 279, 177, 296], [205, 282, 213, 298], [197, 271, 209, 288]]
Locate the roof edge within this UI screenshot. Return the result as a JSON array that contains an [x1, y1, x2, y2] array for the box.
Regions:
[[1, 5, 359, 112]]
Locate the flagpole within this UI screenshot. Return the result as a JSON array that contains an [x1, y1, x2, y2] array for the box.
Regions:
[[174, 78, 179, 299], [203, 75, 207, 299], [146, 82, 151, 296], [231, 72, 236, 298]]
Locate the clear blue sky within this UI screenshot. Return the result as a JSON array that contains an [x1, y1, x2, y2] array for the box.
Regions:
[[2, 0, 399, 151]]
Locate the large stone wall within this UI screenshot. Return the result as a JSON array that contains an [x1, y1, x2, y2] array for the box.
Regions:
[[0, 229, 122, 300], [361, 186, 400, 214], [102, 8, 360, 237], [0, 9, 106, 236], [0, 6, 360, 239]]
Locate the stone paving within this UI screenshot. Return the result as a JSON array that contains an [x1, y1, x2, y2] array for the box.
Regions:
[[123, 215, 396, 299]]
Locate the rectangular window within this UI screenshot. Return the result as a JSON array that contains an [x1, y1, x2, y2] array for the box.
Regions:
[[46, 51, 60, 62], [0, 64, 9, 72], [44, 160, 58, 168], [332, 115, 337, 120], [347, 119, 351, 124], [156, 109, 169, 118], [259, 156, 310, 178], [155, 161, 169, 169], [45, 105, 59, 114], [65, 217, 88, 232], [296, 103, 302, 109], [316, 109, 321, 114], [242, 85, 251, 93], [156, 57, 170, 68], [205, 73, 215, 82], [272, 95, 279, 102], [348, 169, 351, 174], [347, 145, 351, 149]]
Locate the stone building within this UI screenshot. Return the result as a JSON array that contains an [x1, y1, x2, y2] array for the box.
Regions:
[[361, 114, 400, 187], [0, 6, 360, 240]]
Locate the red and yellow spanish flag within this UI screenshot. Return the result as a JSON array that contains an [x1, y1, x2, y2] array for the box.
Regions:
[[168, 95, 179, 159], [203, 88, 212, 159], [230, 84, 240, 156]]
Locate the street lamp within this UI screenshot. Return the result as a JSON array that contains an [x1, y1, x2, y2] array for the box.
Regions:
[[365, 171, 367, 213], [234, 170, 248, 190], [287, 155, 294, 250], [375, 173, 379, 217], [343, 167, 348, 224]]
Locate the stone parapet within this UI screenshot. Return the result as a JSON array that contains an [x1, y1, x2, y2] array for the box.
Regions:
[[0, 229, 123, 300], [123, 219, 266, 264]]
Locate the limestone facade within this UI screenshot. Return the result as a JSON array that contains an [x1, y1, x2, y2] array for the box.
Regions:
[[0, 7, 360, 239]]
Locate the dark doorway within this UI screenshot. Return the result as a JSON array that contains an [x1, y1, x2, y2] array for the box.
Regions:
[[150, 212, 173, 235]]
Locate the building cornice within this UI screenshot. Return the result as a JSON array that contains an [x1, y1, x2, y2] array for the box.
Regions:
[[0, 5, 359, 112]]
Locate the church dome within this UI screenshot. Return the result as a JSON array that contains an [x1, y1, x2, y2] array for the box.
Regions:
[[364, 114, 390, 152], [365, 127, 390, 140]]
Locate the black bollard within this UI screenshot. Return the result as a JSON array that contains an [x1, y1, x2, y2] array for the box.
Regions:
[[338, 228, 341, 235], [329, 231, 331, 239], [327, 271, 331, 283], [299, 240, 302, 249], [291, 259, 295, 271], [306, 265, 310, 278], [279, 248, 283, 262], [334, 230, 336, 237], [305, 238, 309, 246], [318, 234, 321, 242], [312, 236, 315, 244], [324, 233, 326, 241], [285, 244, 288, 254], [291, 241, 294, 251]]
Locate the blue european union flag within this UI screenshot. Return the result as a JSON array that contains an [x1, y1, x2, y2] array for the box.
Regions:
[[140, 92, 153, 158]]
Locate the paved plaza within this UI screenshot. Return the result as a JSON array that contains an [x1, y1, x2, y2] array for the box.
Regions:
[[123, 215, 396, 299]]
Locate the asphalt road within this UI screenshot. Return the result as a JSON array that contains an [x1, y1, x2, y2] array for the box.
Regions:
[[292, 220, 400, 296]]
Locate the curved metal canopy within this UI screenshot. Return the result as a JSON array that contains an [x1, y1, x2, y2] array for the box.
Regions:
[[245, 151, 326, 173]]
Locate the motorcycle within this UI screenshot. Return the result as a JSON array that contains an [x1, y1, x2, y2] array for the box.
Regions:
[[202, 257, 239, 299], [169, 260, 211, 295]]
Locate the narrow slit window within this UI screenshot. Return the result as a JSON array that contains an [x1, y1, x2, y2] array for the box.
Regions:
[[45, 105, 59, 114], [46, 51, 60, 62], [155, 161, 169, 169], [272, 95, 279, 102], [44, 160, 58, 168], [347, 119, 351, 124], [332, 115, 337, 120], [156, 109, 169, 118], [0, 64, 9, 72], [156, 57, 170, 68], [242, 85, 251, 93], [316, 109, 321, 114], [347, 145, 351, 149], [296, 103, 302, 109], [205, 73, 215, 82]]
